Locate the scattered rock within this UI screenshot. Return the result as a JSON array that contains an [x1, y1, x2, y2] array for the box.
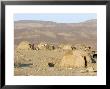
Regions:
[[46, 44, 55, 50], [71, 46, 76, 50], [37, 42, 47, 50], [37, 42, 55, 50], [62, 44, 73, 50], [80, 69, 87, 73], [34, 44, 39, 50], [86, 67, 95, 72], [48, 63, 55, 67], [90, 51, 97, 63]]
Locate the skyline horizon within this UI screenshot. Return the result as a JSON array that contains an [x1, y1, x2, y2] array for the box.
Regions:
[[14, 13, 97, 23], [14, 18, 97, 24]]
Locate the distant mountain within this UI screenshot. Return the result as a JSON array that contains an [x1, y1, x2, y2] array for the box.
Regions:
[[81, 19, 97, 23], [14, 19, 97, 49], [15, 19, 96, 26], [15, 20, 57, 25]]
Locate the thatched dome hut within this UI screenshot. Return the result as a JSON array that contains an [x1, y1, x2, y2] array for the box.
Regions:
[[16, 41, 32, 50], [60, 50, 92, 68]]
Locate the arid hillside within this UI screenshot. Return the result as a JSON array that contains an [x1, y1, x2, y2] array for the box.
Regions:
[[14, 19, 97, 50]]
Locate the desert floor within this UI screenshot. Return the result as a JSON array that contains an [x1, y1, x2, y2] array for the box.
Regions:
[[14, 48, 97, 76]]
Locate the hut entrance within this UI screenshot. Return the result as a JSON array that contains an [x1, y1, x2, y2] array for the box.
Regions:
[[93, 54, 97, 59], [84, 56, 87, 67]]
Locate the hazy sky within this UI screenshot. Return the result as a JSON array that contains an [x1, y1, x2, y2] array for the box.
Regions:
[[14, 13, 96, 23]]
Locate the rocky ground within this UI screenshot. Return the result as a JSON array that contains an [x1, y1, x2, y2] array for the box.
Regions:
[[14, 41, 97, 76]]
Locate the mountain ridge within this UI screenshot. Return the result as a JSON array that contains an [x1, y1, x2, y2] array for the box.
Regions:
[[15, 19, 97, 24], [14, 19, 97, 50]]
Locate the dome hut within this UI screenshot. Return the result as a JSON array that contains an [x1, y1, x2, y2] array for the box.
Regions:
[[16, 41, 32, 50], [60, 50, 92, 68]]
